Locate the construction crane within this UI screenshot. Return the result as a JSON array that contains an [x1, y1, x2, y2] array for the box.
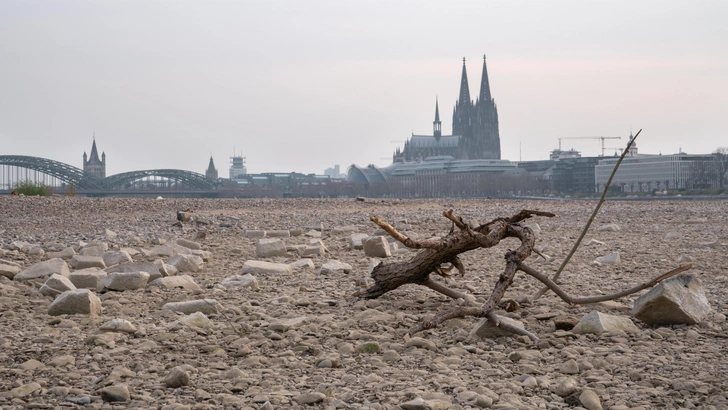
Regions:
[[558, 136, 622, 156]]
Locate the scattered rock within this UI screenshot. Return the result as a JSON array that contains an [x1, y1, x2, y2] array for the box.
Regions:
[[99, 318, 137, 334], [633, 274, 712, 325], [242, 260, 292, 274], [68, 268, 107, 289], [220, 274, 259, 290], [164, 366, 191, 388], [149, 275, 202, 290], [363, 236, 391, 258], [596, 224, 620, 232], [256, 238, 288, 258], [294, 392, 325, 405], [471, 315, 525, 339], [39, 273, 77, 296], [0, 259, 22, 279], [48, 289, 102, 316], [163, 299, 220, 315], [593, 252, 620, 265], [101, 251, 133, 267], [571, 311, 639, 335], [15, 258, 69, 281], [99, 271, 150, 291], [167, 254, 204, 273], [579, 389, 603, 410], [289, 259, 315, 272], [100, 384, 130, 402], [320, 260, 352, 275]]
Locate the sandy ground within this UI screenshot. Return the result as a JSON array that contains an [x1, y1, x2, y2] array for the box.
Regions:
[[0, 197, 726, 410]]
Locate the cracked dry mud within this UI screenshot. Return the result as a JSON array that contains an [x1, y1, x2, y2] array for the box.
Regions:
[[0, 197, 726, 410]]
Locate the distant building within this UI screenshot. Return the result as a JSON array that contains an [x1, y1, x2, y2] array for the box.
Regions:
[[324, 165, 345, 179], [394, 56, 501, 162], [205, 156, 218, 180], [230, 154, 247, 179], [595, 153, 722, 192], [83, 138, 106, 179]]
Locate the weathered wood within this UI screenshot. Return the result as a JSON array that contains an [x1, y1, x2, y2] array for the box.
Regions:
[[355, 207, 690, 341]]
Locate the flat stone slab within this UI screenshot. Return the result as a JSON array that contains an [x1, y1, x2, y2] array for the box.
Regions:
[[70, 254, 107, 270], [320, 260, 352, 275], [289, 259, 315, 271], [256, 238, 287, 258], [106, 261, 164, 280], [101, 251, 133, 267], [167, 254, 204, 273], [99, 271, 150, 291], [68, 268, 107, 289], [633, 274, 712, 325], [149, 275, 202, 291], [48, 289, 102, 316], [242, 260, 292, 274], [363, 236, 391, 258], [572, 311, 640, 335], [0, 259, 22, 279], [15, 258, 69, 281]]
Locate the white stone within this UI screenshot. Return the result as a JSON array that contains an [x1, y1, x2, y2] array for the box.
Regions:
[[320, 260, 352, 275], [579, 389, 603, 410], [48, 289, 102, 316], [164, 299, 219, 315], [68, 268, 107, 289], [301, 244, 325, 257], [593, 252, 620, 265], [149, 275, 202, 290], [101, 251, 133, 267], [348, 233, 369, 250], [107, 262, 164, 281], [586, 239, 605, 246], [180, 311, 213, 329], [597, 224, 620, 232], [15, 258, 69, 281], [168, 254, 204, 273], [256, 238, 287, 258], [39, 273, 77, 296], [289, 259, 315, 271], [242, 260, 292, 274], [245, 230, 266, 239], [47, 247, 76, 260], [80, 243, 108, 256], [470, 315, 525, 339], [266, 230, 290, 238], [99, 271, 150, 291], [99, 318, 137, 334], [70, 254, 106, 270], [571, 311, 640, 335], [633, 274, 712, 325], [0, 259, 21, 279], [175, 238, 201, 250], [27, 246, 45, 258], [665, 231, 680, 239], [363, 236, 391, 258], [220, 274, 259, 290]]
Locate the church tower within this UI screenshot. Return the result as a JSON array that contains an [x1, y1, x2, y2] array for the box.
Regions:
[[473, 55, 501, 159], [205, 156, 219, 180], [452, 58, 473, 146], [433, 97, 442, 139], [83, 137, 106, 179]]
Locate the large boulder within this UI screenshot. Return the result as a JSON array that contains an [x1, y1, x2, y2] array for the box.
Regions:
[[0, 259, 22, 279], [363, 236, 391, 258], [242, 260, 292, 274], [39, 273, 77, 296], [256, 238, 287, 258], [167, 254, 204, 273], [633, 274, 712, 325], [68, 268, 107, 289], [571, 311, 640, 335], [48, 289, 102, 316], [99, 271, 150, 291], [15, 258, 69, 281], [70, 255, 107, 270]]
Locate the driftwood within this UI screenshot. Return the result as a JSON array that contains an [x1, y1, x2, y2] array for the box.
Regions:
[[355, 208, 690, 341]]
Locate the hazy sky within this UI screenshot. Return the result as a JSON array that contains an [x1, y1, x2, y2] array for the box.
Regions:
[[1, 1, 726, 176]]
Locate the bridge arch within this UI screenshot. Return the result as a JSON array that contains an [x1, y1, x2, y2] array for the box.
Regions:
[[103, 169, 215, 190], [0, 155, 103, 189]]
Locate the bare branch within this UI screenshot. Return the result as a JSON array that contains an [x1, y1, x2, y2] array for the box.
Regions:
[[532, 129, 642, 301], [370, 215, 445, 249], [443, 209, 468, 230]]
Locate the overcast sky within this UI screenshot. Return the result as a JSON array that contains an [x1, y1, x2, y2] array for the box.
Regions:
[[1, 1, 726, 176]]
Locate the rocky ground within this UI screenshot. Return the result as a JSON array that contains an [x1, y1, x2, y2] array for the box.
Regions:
[[0, 197, 726, 410]]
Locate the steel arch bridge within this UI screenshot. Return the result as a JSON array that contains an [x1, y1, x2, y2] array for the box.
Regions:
[[0, 155, 215, 190], [0, 155, 104, 189], [104, 169, 214, 190]]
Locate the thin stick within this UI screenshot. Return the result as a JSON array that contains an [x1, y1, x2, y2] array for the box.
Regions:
[[532, 129, 642, 300], [370, 215, 444, 249], [519, 262, 690, 304]]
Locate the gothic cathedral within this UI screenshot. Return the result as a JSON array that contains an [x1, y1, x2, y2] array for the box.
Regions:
[[394, 56, 501, 162]]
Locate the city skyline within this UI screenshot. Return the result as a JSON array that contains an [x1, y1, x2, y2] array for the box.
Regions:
[[1, 1, 726, 176]]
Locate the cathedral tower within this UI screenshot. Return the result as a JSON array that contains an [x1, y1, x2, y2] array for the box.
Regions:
[[83, 137, 106, 179]]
